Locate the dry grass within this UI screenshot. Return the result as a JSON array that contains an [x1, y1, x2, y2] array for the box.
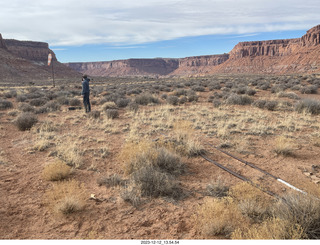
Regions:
[[272, 192, 320, 239], [228, 182, 272, 222], [273, 135, 296, 156], [56, 139, 83, 168], [44, 180, 87, 215], [195, 197, 249, 238], [42, 160, 72, 181], [231, 217, 305, 239]]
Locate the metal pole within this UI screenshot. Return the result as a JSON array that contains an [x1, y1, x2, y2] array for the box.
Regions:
[[51, 58, 55, 87]]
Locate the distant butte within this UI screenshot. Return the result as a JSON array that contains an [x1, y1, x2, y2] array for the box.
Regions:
[[65, 24, 320, 77], [1, 24, 320, 82]]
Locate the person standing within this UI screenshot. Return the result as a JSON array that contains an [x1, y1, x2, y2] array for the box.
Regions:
[[81, 74, 91, 113]]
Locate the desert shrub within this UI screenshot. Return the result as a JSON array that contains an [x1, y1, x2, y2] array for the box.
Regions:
[[300, 85, 318, 94], [97, 174, 126, 187], [42, 101, 60, 112], [195, 198, 248, 238], [273, 136, 295, 157], [4, 90, 17, 98], [208, 82, 221, 90], [0, 99, 13, 110], [277, 91, 300, 100], [88, 110, 101, 119], [46, 92, 58, 100], [16, 94, 27, 102], [265, 101, 278, 111], [56, 141, 83, 168], [272, 192, 320, 239], [161, 94, 168, 100], [128, 101, 139, 112], [186, 90, 199, 102], [166, 96, 179, 106], [228, 182, 272, 222], [231, 217, 305, 239], [246, 88, 257, 96], [234, 86, 247, 94], [56, 96, 70, 105], [179, 96, 187, 104], [29, 98, 47, 107], [171, 120, 205, 157], [116, 98, 131, 108], [213, 100, 221, 108], [257, 82, 270, 90], [225, 82, 234, 88], [102, 101, 118, 111], [120, 185, 142, 207], [15, 112, 38, 131], [173, 89, 187, 96], [25, 92, 45, 100], [44, 180, 87, 215], [134, 93, 159, 105], [295, 99, 320, 115], [226, 94, 253, 105], [271, 85, 286, 93], [106, 109, 119, 119], [192, 85, 205, 92], [42, 160, 72, 181], [18, 103, 35, 112], [69, 98, 81, 106], [252, 99, 267, 109], [152, 148, 185, 176], [132, 165, 182, 199], [207, 178, 229, 197]]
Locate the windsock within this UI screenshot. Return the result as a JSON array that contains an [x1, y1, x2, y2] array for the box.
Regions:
[[48, 53, 52, 66]]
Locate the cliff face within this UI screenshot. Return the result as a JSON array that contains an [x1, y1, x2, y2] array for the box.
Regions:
[[66, 55, 229, 77], [66, 58, 179, 77], [0, 35, 79, 82], [0, 34, 7, 49], [172, 54, 229, 75], [67, 25, 320, 77], [5, 39, 57, 63], [210, 24, 320, 75]]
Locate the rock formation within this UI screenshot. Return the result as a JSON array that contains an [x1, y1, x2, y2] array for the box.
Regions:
[[67, 24, 320, 77], [66, 58, 179, 77], [0, 35, 79, 83], [211, 24, 320, 74]]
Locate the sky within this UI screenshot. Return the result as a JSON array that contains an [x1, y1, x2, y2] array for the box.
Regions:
[[1, 0, 320, 63]]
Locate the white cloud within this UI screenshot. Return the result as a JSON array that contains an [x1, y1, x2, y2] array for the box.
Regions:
[[1, 0, 320, 46]]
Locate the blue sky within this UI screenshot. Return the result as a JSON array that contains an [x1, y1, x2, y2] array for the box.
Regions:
[[1, 0, 319, 63]]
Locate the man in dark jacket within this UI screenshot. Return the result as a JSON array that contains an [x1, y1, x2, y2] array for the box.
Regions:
[[81, 74, 91, 113]]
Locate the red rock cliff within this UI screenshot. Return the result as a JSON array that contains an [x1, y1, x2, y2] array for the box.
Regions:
[[211, 24, 320, 74], [66, 58, 179, 77], [0, 34, 79, 82], [5, 39, 57, 63]]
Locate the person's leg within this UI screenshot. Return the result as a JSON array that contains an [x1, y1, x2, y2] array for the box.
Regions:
[[83, 94, 88, 112], [87, 95, 91, 112]]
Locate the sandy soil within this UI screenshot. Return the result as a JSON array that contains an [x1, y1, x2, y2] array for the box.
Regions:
[[1, 87, 320, 240]]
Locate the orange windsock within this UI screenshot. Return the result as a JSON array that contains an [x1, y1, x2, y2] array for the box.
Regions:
[[48, 53, 52, 66]]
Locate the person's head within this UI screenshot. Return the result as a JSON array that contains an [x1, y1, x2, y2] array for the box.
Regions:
[[82, 74, 88, 80]]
